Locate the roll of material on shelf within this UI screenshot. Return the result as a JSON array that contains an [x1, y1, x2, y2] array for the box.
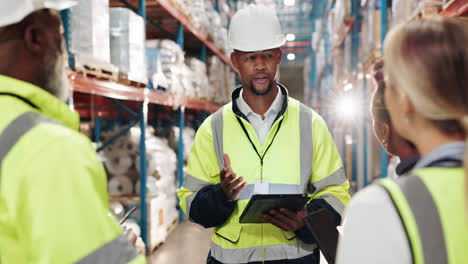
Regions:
[[108, 175, 133, 196], [109, 201, 125, 219], [135, 154, 158, 176], [105, 151, 133, 175], [122, 218, 141, 238], [135, 176, 159, 195]]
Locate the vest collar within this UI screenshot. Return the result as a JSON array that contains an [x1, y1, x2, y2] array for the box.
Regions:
[[231, 83, 289, 122], [0, 74, 79, 131], [413, 142, 465, 169]]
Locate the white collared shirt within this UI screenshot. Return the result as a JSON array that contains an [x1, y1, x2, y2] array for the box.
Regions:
[[236, 87, 283, 144]]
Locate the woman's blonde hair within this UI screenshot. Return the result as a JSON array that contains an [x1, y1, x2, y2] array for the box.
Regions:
[[383, 17, 468, 204]]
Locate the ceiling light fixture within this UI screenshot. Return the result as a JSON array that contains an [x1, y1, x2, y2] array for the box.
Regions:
[[287, 53, 296, 61], [286, 33, 296, 41], [284, 0, 295, 6]]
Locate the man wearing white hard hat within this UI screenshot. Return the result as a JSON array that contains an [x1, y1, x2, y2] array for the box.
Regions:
[[178, 4, 350, 264], [0, 1, 145, 263]]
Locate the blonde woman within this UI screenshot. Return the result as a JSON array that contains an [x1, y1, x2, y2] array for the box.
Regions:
[[336, 17, 468, 264], [370, 57, 419, 179]]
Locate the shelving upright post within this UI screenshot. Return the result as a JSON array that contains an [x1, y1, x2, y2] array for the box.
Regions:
[[379, 0, 388, 178], [137, 0, 149, 247], [177, 23, 186, 221]]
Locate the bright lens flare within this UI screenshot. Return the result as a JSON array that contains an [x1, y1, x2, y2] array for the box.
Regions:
[[334, 94, 361, 121]]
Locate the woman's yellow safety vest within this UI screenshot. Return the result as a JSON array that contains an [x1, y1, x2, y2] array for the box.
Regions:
[[379, 167, 468, 264]]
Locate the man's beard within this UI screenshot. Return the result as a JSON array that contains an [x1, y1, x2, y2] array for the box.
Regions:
[[43, 54, 70, 102], [247, 78, 276, 96]]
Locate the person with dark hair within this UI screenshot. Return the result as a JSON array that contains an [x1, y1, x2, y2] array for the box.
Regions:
[[369, 57, 419, 179]]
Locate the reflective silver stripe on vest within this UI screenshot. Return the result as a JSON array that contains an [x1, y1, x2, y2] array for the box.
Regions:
[[183, 173, 211, 191], [183, 173, 211, 219], [210, 104, 315, 196], [211, 107, 225, 170], [299, 103, 313, 193], [211, 241, 317, 263], [75, 234, 138, 264], [0, 112, 57, 180], [185, 192, 197, 222], [320, 193, 345, 216], [397, 176, 448, 264], [311, 168, 347, 194], [238, 183, 303, 200]]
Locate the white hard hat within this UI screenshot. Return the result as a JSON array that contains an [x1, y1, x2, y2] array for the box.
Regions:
[[228, 4, 286, 52], [0, 0, 77, 28]]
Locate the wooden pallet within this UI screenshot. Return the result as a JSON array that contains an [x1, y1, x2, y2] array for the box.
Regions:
[[74, 55, 119, 82], [167, 218, 178, 234], [149, 241, 165, 254], [118, 72, 148, 88]]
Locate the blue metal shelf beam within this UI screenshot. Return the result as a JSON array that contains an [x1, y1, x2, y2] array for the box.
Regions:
[[137, 0, 149, 249], [97, 119, 139, 152], [380, 0, 388, 178], [177, 107, 185, 221], [177, 23, 185, 221], [60, 9, 73, 69], [351, 0, 360, 185], [138, 102, 148, 246]]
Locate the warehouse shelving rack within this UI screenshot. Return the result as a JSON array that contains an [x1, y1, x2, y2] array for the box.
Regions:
[[60, 0, 231, 250], [306, 0, 467, 191]]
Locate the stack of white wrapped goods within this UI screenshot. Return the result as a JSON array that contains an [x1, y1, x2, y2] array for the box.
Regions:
[[109, 7, 147, 84], [168, 126, 196, 162], [186, 0, 208, 30], [180, 64, 196, 98], [70, 0, 110, 64], [208, 56, 235, 103], [170, 0, 229, 52], [69, 0, 119, 80], [146, 43, 169, 90], [146, 39, 185, 95], [103, 125, 178, 251], [186, 58, 211, 100]]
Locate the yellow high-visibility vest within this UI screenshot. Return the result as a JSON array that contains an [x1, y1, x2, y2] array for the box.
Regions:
[[178, 85, 350, 263]]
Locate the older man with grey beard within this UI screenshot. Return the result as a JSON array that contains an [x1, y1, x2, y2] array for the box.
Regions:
[[0, 1, 145, 263]]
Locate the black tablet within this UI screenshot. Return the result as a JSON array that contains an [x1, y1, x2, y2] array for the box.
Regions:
[[239, 194, 309, 224], [304, 208, 339, 264]]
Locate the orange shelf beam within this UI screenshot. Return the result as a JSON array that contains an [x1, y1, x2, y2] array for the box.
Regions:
[[69, 73, 221, 112], [284, 41, 310, 47], [440, 0, 468, 17]]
